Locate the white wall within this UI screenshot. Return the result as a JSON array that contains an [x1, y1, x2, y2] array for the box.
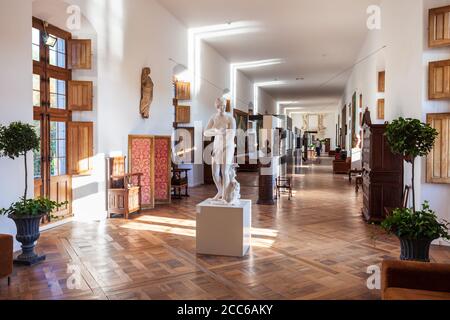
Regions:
[[340, 0, 450, 240], [0, 0, 33, 250], [258, 88, 277, 115], [235, 70, 253, 113]]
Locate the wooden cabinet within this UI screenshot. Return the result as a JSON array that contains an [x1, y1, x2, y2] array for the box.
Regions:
[[68, 122, 93, 175], [68, 39, 92, 69], [362, 121, 404, 223], [68, 81, 93, 111], [427, 113, 450, 184], [429, 60, 450, 99], [429, 6, 450, 48]]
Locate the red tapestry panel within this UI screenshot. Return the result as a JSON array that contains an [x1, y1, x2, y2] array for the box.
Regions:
[[129, 136, 154, 208], [154, 137, 171, 202]]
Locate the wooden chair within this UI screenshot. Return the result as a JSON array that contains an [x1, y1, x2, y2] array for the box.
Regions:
[[107, 156, 142, 219], [276, 177, 293, 200], [171, 168, 190, 199], [0, 234, 13, 286]]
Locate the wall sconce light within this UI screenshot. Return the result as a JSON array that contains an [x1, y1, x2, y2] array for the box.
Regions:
[[42, 21, 57, 47], [222, 88, 230, 97], [170, 58, 188, 79]]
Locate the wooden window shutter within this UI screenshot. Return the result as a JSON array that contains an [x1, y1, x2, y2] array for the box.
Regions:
[[427, 113, 450, 184], [378, 71, 385, 93], [429, 60, 450, 100], [68, 81, 93, 111], [429, 6, 450, 48], [175, 105, 191, 124], [68, 39, 92, 69], [68, 122, 94, 175]]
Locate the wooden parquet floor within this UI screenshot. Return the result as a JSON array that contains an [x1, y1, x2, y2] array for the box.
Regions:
[[1, 158, 449, 300]]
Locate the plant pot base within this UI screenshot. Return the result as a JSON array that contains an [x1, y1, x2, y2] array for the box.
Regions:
[[399, 238, 433, 263], [14, 254, 46, 266]]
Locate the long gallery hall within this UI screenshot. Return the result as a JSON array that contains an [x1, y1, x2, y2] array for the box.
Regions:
[[0, 0, 450, 303]]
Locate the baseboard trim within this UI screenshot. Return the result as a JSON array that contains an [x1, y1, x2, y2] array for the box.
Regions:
[[40, 217, 74, 232]]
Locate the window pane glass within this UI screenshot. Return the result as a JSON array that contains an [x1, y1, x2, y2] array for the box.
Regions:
[[57, 38, 65, 53], [32, 28, 40, 45], [33, 91, 41, 107], [32, 45, 40, 61], [49, 49, 57, 66], [33, 74, 40, 90], [49, 36, 66, 68], [33, 74, 41, 107], [49, 78, 66, 109], [50, 122, 67, 177], [57, 53, 66, 68], [32, 28, 40, 62], [33, 120, 41, 179]]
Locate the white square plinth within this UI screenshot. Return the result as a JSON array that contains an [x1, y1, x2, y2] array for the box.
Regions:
[[196, 200, 252, 257]]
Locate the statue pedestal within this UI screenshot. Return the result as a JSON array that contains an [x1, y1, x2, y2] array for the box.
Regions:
[[196, 199, 252, 257]]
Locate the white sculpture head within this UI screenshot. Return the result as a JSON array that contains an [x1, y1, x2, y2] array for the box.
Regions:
[[215, 98, 226, 114]]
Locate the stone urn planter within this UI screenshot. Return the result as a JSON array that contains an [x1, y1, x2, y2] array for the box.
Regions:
[[399, 238, 434, 263], [382, 202, 449, 263], [9, 214, 46, 266]]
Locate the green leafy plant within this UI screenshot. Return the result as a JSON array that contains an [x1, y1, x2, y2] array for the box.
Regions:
[[385, 118, 438, 211], [0, 198, 67, 218], [0, 122, 40, 200], [381, 202, 450, 241]]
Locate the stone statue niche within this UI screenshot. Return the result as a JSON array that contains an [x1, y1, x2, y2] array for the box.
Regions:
[[204, 98, 241, 205], [140, 67, 154, 119]]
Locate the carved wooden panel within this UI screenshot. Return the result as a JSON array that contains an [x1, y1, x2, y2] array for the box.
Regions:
[[128, 135, 155, 209], [50, 175, 72, 219], [427, 113, 450, 184], [429, 6, 450, 48], [378, 71, 385, 93], [429, 60, 450, 99], [68, 122, 93, 175], [68, 39, 92, 69], [175, 81, 191, 100], [175, 105, 191, 124], [377, 99, 385, 120], [68, 81, 93, 111]]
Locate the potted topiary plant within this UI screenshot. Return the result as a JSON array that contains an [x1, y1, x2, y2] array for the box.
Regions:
[[381, 202, 450, 262], [0, 122, 66, 266], [385, 118, 438, 212], [384, 118, 444, 262]]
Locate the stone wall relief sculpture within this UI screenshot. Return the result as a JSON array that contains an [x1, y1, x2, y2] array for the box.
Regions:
[[140, 67, 154, 119]]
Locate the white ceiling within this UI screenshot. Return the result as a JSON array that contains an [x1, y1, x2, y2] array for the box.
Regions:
[[156, 0, 379, 112]]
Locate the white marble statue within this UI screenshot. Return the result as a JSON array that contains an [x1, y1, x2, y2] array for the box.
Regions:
[[224, 165, 241, 205], [204, 98, 240, 204]]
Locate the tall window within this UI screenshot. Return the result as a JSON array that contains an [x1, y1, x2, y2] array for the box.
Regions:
[[32, 17, 72, 212]]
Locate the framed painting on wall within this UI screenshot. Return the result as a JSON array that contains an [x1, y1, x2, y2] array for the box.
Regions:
[[154, 136, 172, 204], [175, 81, 191, 100], [128, 135, 155, 209], [352, 92, 357, 148]]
